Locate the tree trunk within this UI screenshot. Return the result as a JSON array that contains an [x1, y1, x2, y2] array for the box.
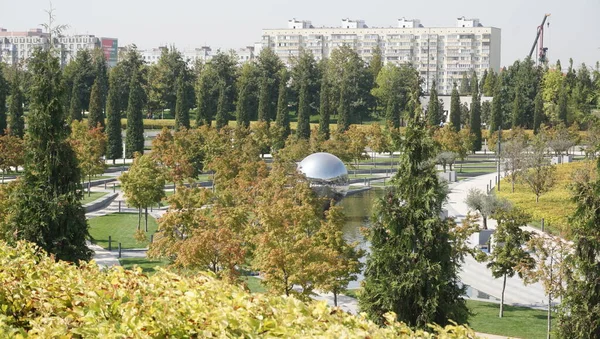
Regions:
[[512, 176, 515, 193], [547, 292, 552, 339], [137, 207, 141, 230], [500, 273, 506, 318], [334, 291, 338, 307], [88, 175, 91, 197], [145, 207, 148, 232], [536, 194, 540, 203], [483, 216, 488, 230]]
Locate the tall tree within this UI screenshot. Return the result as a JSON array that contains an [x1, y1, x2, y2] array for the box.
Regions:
[[69, 120, 107, 195], [111, 46, 145, 114], [7, 68, 24, 138], [9, 49, 92, 262], [69, 76, 83, 121], [459, 71, 470, 95], [0, 63, 7, 134], [533, 89, 544, 134], [275, 70, 290, 138], [337, 80, 350, 133], [174, 73, 190, 130], [87, 79, 104, 129], [359, 118, 468, 328], [490, 73, 505, 132], [511, 85, 525, 128], [215, 81, 228, 130], [196, 66, 217, 127], [125, 69, 145, 158], [483, 69, 496, 97], [450, 83, 461, 131], [296, 82, 311, 138], [427, 80, 440, 127], [480, 69, 488, 96], [105, 71, 122, 163], [318, 72, 331, 139], [558, 156, 600, 338], [257, 77, 270, 124], [487, 208, 534, 318], [256, 48, 284, 122], [92, 48, 109, 111], [470, 72, 482, 151]]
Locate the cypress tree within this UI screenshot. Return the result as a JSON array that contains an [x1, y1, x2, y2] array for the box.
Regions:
[[296, 82, 311, 139], [480, 69, 488, 96], [105, 71, 122, 163], [10, 49, 92, 262], [427, 80, 440, 127], [236, 78, 251, 129], [195, 70, 214, 127], [257, 77, 270, 124], [470, 72, 482, 151], [337, 80, 350, 133], [174, 74, 190, 131], [275, 72, 290, 138], [93, 48, 109, 110], [69, 77, 83, 121], [8, 71, 24, 138], [511, 86, 524, 128], [459, 72, 470, 95], [215, 82, 228, 130], [125, 69, 144, 158], [0, 63, 7, 134], [557, 83, 568, 125], [359, 118, 468, 327], [490, 74, 503, 133], [87, 79, 104, 129], [386, 96, 400, 129], [483, 69, 496, 97], [533, 90, 543, 134], [558, 157, 600, 337], [450, 83, 461, 131], [318, 76, 331, 139]]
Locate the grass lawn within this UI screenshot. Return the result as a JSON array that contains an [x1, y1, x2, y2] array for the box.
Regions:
[[467, 300, 548, 339], [497, 160, 595, 236], [241, 276, 267, 293], [88, 213, 158, 250], [119, 257, 169, 275], [81, 191, 108, 205]]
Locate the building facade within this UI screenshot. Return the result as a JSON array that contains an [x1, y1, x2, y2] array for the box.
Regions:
[[0, 28, 118, 67], [260, 17, 501, 94]]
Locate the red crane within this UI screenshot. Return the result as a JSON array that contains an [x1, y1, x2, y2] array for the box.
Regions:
[[528, 14, 551, 64]]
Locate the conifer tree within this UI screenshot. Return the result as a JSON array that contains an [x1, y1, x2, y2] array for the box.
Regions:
[[257, 77, 270, 124], [480, 69, 488, 96], [319, 76, 331, 139], [87, 79, 104, 129], [386, 96, 400, 129], [427, 80, 440, 127], [105, 71, 122, 163], [470, 72, 482, 151], [459, 72, 470, 95], [10, 49, 92, 262], [125, 69, 144, 158], [533, 90, 543, 134], [236, 78, 252, 129], [558, 157, 600, 338], [511, 86, 525, 128], [483, 69, 496, 97], [490, 74, 504, 132], [0, 63, 7, 135], [359, 118, 468, 327], [69, 77, 83, 121], [215, 82, 228, 130], [174, 74, 190, 131], [8, 70, 24, 138], [337, 80, 350, 133], [275, 71, 290, 137], [296, 82, 311, 139], [450, 83, 461, 131]]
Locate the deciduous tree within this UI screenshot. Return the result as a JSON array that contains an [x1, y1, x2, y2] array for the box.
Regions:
[[69, 120, 107, 196]]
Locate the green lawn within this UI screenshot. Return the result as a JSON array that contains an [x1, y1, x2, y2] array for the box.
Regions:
[[81, 191, 108, 205], [467, 300, 548, 339], [241, 276, 267, 293], [119, 257, 169, 274], [88, 213, 158, 250]]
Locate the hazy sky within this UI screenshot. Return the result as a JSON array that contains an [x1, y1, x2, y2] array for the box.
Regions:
[[2, 0, 599, 68]]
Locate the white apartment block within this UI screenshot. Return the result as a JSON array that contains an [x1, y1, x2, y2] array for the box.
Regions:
[[0, 28, 118, 67], [140, 46, 213, 66], [260, 17, 501, 95]]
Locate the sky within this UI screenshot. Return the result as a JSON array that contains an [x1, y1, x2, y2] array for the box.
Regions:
[[2, 0, 599, 68]]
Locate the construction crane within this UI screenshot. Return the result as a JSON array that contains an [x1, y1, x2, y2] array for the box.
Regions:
[[528, 14, 551, 64]]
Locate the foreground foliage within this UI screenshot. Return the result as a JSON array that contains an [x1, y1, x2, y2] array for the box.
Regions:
[[0, 241, 477, 338]]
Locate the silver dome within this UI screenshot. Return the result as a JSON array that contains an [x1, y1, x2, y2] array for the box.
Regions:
[[298, 152, 349, 203]]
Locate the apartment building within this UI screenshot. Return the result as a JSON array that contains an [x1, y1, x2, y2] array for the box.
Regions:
[[140, 46, 214, 66], [0, 28, 118, 67], [260, 17, 501, 94]]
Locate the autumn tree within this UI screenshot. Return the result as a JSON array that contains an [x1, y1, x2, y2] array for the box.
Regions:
[[522, 135, 556, 203], [120, 153, 166, 231], [359, 118, 468, 328], [0, 134, 24, 183], [486, 207, 534, 318], [9, 49, 92, 262], [69, 120, 107, 196]]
